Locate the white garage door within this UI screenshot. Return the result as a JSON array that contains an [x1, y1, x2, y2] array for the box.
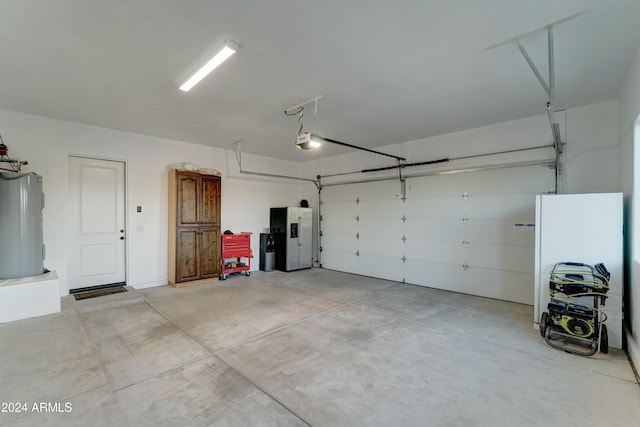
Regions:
[[320, 164, 556, 304]]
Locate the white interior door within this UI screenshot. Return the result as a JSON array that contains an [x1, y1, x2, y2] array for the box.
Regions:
[[320, 164, 555, 304], [68, 156, 125, 290]]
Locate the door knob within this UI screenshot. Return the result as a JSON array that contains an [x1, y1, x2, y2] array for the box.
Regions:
[[120, 236, 125, 240], [120, 229, 125, 233]]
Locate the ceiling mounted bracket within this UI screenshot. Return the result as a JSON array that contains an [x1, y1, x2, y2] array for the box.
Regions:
[[488, 12, 588, 155], [517, 40, 551, 99], [284, 95, 324, 115], [517, 27, 563, 154]]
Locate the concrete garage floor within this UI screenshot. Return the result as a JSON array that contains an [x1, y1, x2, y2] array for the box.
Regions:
[[0, 269, 639, 426]]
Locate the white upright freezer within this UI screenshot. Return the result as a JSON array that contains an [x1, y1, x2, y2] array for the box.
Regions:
[[534, 193, 623, 349]]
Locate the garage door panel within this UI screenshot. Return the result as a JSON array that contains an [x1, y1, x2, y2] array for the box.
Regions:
[[322, 202, 358, 217], [466, 244, 534, 273], [358, 224, 406, 240], [404, 241, 466, 265], [404, 197, 467, 218], [463, 195, 537, 219], [404, 195, 537, 220], [321, 234, 357, 254], [322, 250, 359, 273], [406, 174, 475, 197], [359, 199, 402, 213], [465, 221, 535, 246], [321, 218, 358, 236], [358, 217, 404, 235], [404, 261, 466, 291], [321, 184, 363, 202], [359, 236, 403, 257], [358, 254, 404, 282], [401, 219, 466, 241], [359, 217, 400, 227], [407, 165, 554, 197], [404, 260, 533, 304], [399, 220, 535, 248], [320, 163, 554, 304], [327, 180, 400, 203], [356, 180, 400, 201]]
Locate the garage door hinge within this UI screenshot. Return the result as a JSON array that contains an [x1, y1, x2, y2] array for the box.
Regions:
[[319, 230, 323, 236], [401, 255, 407, 263], [462, 240, 469, 247], [355, 250, 360, 257], [355, 215, 360, 222], [319, 246, 323, 252], [320, 215, 323, 221], [462, 262, 469, 270], [462, 215, 469, 223], [401, 215, 407, 223], [401, 235, 406, 243], [355, 232, 360, 239], [356, 197, 360, 205], [462, 192, 469, 200]]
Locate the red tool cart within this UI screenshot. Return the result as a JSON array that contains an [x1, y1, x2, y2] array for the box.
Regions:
[[220, 232, 253, 280]]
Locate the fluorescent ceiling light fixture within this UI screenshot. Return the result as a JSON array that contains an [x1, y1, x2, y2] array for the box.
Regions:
[[179, 40, 239, 92]]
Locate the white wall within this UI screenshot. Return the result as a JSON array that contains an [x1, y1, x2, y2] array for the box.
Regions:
[[315, 112, 554, 179], [0, 98, 623, 310], [618, 39, 640, 368], [0, 109, 316, 294], [313, 101, 619, 195], [562, 102, 619, 194]]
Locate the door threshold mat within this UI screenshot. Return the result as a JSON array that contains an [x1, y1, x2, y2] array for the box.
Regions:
[[73, 285, 127, 301], [70, 282, 126, 294]]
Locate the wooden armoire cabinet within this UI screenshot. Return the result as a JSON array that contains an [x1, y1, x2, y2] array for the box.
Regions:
[[168, 170, 221, 287]]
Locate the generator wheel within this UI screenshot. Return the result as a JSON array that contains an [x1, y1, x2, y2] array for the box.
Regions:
[[245, 271, 250, 276], [540, 312, 548, 337], [600, 324, 609, 354]]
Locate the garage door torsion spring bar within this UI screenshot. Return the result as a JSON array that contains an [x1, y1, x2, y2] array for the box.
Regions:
[[320, 144, 554, 179]]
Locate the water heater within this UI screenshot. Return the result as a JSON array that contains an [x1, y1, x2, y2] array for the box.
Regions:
[[0, 172, 45, 279]]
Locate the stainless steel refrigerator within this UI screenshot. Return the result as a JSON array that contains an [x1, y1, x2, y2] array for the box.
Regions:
[[270, 207, 312, 271]]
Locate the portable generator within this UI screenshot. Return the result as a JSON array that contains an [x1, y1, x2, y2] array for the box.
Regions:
[[539, 262, 610, 357], [547, 300, 596, 338]]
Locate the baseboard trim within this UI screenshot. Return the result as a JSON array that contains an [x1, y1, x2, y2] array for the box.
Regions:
[[130, 280, 168, 290]]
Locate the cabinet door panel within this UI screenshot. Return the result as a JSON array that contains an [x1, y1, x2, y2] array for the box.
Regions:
[[200, 175, 220, 226], [177, 173, 200, 226], [200, 228, 220, 278], [176, 228, 199, 282]]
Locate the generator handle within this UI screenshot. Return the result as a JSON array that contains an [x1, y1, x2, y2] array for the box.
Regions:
[[563, 262, 585, 267]]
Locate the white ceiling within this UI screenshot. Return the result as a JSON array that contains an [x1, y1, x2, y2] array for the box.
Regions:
[[1, 1, 639, 161]]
